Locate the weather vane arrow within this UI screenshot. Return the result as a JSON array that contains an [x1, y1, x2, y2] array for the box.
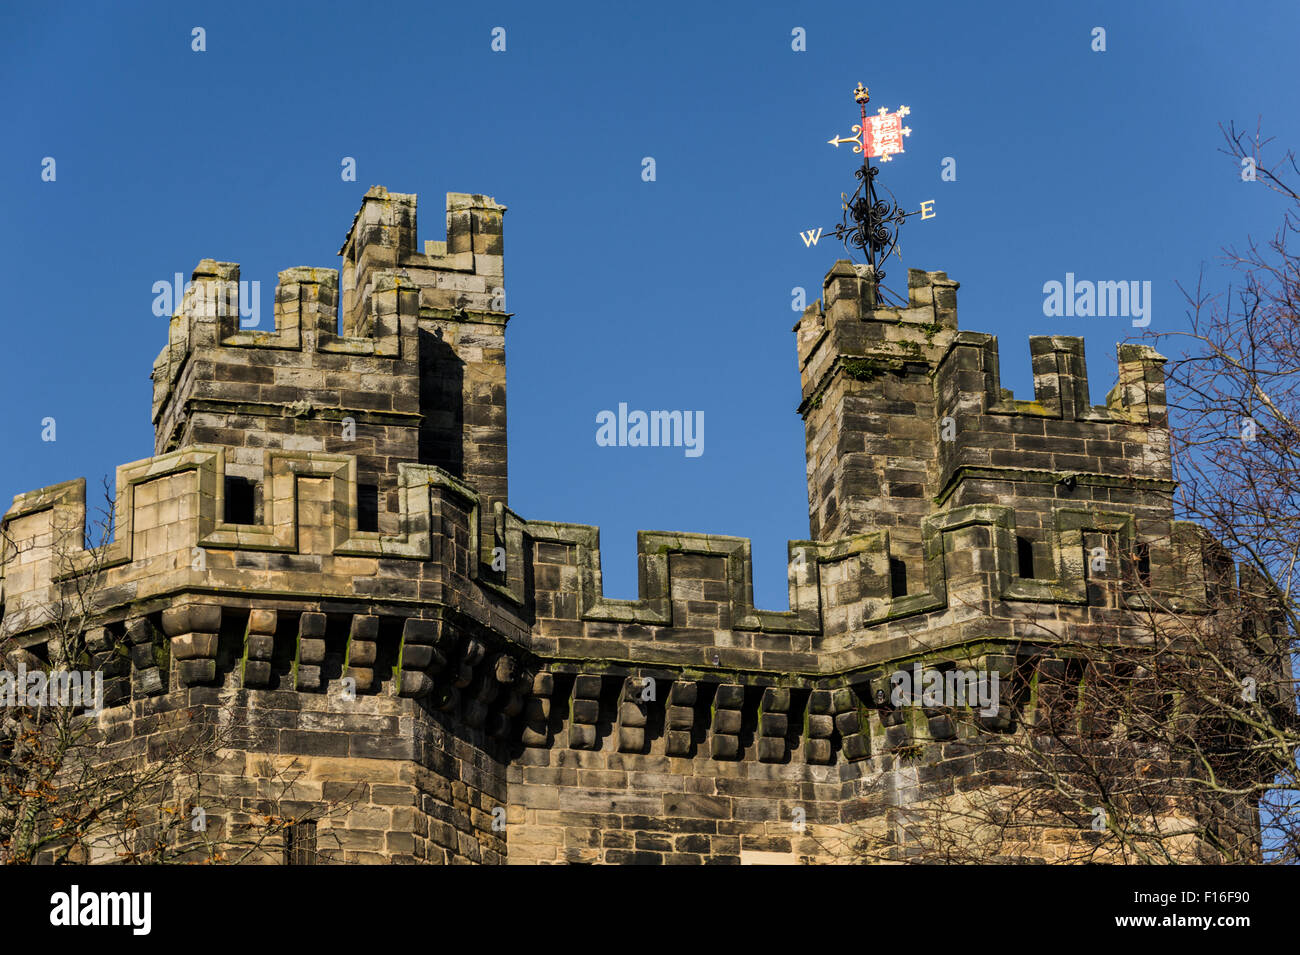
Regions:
[[799, 82, 935, 297], [825, 82, 912, 160]]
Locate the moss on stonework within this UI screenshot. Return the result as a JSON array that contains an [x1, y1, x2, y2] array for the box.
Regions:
[[153, 639, 170, 672], [1016, 400, 1052, 415], [842, 357, 891, 381]]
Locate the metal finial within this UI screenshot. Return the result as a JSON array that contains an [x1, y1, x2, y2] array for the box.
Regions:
[[802, 82, 934, 301], [822, 83, 917, 287]]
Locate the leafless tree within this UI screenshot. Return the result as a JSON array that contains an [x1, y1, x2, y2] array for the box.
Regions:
[[830, 123, 1299, 865], [1, 483, 353, 864]]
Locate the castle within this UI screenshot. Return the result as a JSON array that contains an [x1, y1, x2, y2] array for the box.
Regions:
[[0, 186, 1257, 863]]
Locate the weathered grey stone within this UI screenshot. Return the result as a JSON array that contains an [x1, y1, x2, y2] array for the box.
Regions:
[[0, 190, 1257, 867]]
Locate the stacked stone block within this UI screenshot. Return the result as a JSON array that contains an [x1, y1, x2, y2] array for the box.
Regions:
[[665, 680, 697, 756], [240, 609, 276, 689], [161, 603, 221, 687], [803, 689, 835, 764], [84, 626, 129, 707], [343, 613, 379, 692], [616, 676, 649, 752], [835, 687, 871, 762], [521, 672, 554, 747], [569, 674, 603, 750], [125, 617, 167, 697], [757, 687, 790, 763], [293, 612, 327, 692], [710, 684, 745, 760], [396, 617, 446, 699]]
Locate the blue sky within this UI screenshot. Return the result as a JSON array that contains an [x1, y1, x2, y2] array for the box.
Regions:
[[2, 0, 1297, 609]]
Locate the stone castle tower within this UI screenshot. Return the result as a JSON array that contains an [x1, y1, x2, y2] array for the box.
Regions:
[[0, 186, 1252, 863]]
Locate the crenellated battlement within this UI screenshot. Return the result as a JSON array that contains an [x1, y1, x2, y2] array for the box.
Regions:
[[1, 241, 1214, 687], [150, 188, 511, 541], [934, 333, 1169, 497], [1, 446, 1216, 678], [0, 446, 518, 642], [0, 437, 1240, 795], [1, 191, 1271, 865], [795, 263, 961, 404]]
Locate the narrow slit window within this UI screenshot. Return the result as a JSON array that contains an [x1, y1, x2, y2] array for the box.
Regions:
[[357, 483, 379, 532], [889, 558, 908, 598], [224, 476, 256, 525], [1017, 536, 1035, 579], [1134, 542, 1151, 587]]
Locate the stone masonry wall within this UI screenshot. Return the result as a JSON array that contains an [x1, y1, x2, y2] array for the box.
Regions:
[[0, 187, 1272, 864], [78, 683, 507, 865]]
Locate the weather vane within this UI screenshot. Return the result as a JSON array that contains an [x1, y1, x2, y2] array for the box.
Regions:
[[800, 82, 935, 298]]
